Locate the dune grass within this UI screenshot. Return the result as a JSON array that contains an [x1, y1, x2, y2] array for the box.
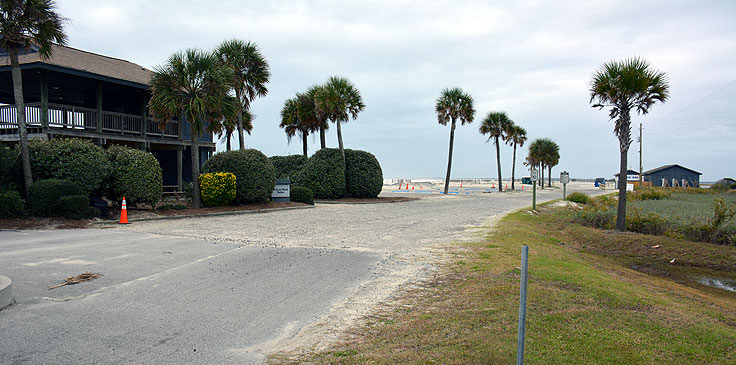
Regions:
[[281, 203, 736, 364]]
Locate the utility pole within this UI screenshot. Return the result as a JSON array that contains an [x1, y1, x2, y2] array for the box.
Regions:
[[639, 122, 643, 185]]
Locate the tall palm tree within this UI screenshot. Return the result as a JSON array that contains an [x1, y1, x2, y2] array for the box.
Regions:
[[590, 57, 669, 231], [528, 138, 545, 189], [218, 109, 252, 151], [149, 49, 236, 209], [306, 85, 329, 149], [0, 0, 66, 195], [215, 39, 270, 150], [314, 76, 365, 193], [279, 93, 319, 157], [537, 138, 559, 187], [479, 112, 512, 192], [436, 88, 475, 194], [507, 125, 527, 190]]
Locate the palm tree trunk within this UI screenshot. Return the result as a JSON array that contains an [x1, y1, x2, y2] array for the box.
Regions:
[[319, 126, 326, 149], [548, 165, 552, 187], [540, 163, 544, 189], [235, 89, 245, 150], [495, 137, 503, 192], [511, 143, 517, 190], [443, 119, 456, 194], [336, 119, 347, 196], [9, 48, 33, 196], [190, 123, 201, 209], [302, 130, 308, 157], [616, 148, 628, 231], [226, 130, 232, 151]]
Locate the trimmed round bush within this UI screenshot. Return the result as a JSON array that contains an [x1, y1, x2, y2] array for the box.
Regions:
[[29, 138, 111, 193], [290, 186, 314, 205], [201, 149, 276, 203], [566, 192, 590, 204], [28, 179, 85, 217], [270, 155, 308, 180], [295, 148, 345, 199], [199, 172, 237, 207], [0, 190, 25, 218], [105, 145, 163, 206], [345, 149, 383, 198], [0, 146, 22, 192], [58, 195, 97, 219]]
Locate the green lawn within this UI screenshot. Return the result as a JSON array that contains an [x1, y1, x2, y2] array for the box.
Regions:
[[275, 203, 736, 364], [633, 192, 736, 227]]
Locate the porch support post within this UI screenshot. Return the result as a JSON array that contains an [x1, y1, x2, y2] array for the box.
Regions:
[[96, 83, 103, 133], [39, 70, 49, 129], [177, 145, 183, 191], [140, 94, 147, 138]]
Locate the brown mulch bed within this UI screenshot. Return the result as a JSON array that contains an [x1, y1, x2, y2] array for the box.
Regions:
[[0, 217, 91, 230], [0, 202, 310, 230], [314, 196, 418, 203]]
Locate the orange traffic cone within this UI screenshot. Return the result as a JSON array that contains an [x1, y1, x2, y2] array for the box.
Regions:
[[460, 181, 463, 188], [119, 197, 129, 224], [505, 184, 508, 190], [412, 185, 415, 190]]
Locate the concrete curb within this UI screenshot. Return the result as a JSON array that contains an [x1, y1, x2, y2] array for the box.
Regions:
[[93, 205, 315, 225], [314, 199, 416, 205], [0, 275, 13, 311]]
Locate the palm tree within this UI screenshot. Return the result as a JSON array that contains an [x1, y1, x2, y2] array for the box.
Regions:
[[590, 57, 669, 231], [0, 0, 67, 195], [436, 88, 475, 194], [306, 85, 329, 149], [215, 39, 270, 150], [507, 125, 527, 190], [218, 109, 252, 151], [279, 93, 318, 157], [537, 138, 559, 187], [314, 76, 365, 193], [149, 49, 237, 209], [528, 139, 545, 189], [479, 111, 512, 192]]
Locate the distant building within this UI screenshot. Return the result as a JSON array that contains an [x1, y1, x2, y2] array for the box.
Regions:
[[643, 164, 701, 187], [613, 169, 643, 187], [0, 44, 216, 192]]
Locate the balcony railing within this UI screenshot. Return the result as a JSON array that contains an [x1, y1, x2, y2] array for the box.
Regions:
[[0, 103, 180, 140]]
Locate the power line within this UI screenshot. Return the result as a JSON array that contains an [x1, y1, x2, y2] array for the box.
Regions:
[[651, 80, 735, 122]]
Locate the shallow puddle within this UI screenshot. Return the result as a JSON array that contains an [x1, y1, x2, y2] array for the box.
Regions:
[[698, 278, 736, 293]]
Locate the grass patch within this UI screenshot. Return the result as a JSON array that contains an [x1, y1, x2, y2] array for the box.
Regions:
[[281, 204, 736, 364], [633, 192, 736, 226]]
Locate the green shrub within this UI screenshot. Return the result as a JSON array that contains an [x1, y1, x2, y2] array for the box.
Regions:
[[0, 146, 22, 192], [156, 203, 187, 211], [575, 208, 615, 229], [58, 195, 97, 219], [295, 148, 345, 199], [290, 186, 314, 205], [0, 190, 25, 218], [345, 149, 383, 198], [629, 187, 670, 201], [104, 145, 162, 206], [199, 172, 237, 207], [566, 192, 590, 204], [626, 210, 670, 235], [270, 155, 308, 180], [28, 179, 85, 217], [201, 149, 276, 203], [29, 138, 110, 193]]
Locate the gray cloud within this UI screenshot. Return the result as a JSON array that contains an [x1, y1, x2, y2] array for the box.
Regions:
[[57, 0, 736, 180]]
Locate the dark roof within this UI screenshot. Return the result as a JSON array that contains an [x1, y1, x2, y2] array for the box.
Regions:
[[0, 44, 152, 85], [643, 164, 702, 176], [613, 169, 640, 177]]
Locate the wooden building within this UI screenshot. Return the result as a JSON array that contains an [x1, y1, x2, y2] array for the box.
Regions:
[[643, 164, 701, 188], [0, 44, 215, 192]]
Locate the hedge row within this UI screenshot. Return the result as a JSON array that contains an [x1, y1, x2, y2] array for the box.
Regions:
[[293, 148, 383, 199], [270, 155, 308, 180], [201, 149, 276, 203]]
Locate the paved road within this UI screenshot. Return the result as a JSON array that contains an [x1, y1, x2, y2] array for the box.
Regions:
[[0, 183, 603, 363]]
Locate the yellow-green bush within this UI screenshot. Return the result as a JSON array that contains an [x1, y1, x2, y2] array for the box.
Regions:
[[199, 172, 236, 207]]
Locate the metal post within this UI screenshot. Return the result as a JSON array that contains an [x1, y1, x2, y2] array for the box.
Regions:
[[563, 183, 567, 199], [516, 245, 529, 365], [532, 183, 536, 210]]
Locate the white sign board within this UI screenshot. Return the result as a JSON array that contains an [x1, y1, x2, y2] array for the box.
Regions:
[[560, 171, 570, 184], [626, 183, 634, 192], [626, 174, 639, 182], [272, 179, 291, 201], [530, 168, 539, 182]]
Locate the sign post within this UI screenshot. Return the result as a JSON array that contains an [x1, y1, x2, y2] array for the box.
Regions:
[[530, 167, 538, 210], [560, 171, 569, 199]]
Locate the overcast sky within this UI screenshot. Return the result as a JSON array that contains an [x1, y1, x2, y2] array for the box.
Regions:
[[56, 0, 735, 181]]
